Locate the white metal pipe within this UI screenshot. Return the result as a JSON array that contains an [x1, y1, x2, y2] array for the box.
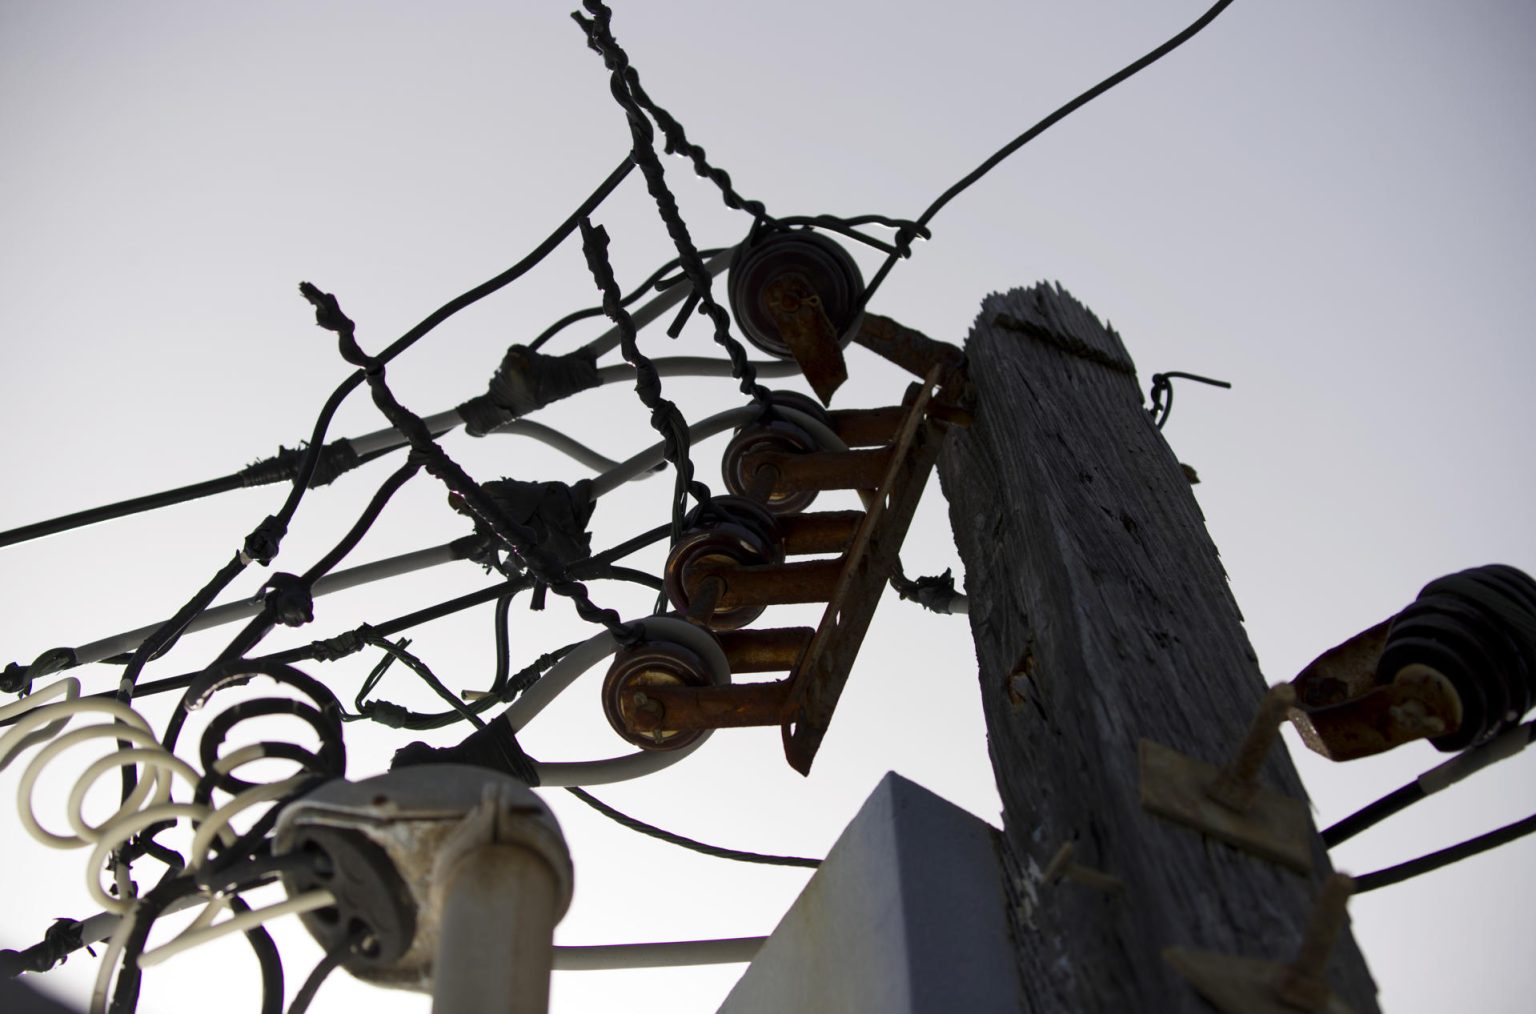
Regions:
[[432, 844, 562, 1014]]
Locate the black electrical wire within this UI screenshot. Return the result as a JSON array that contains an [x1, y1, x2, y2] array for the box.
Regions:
[[94, 577, 521, 704], [109, 155, 636, 715], [302, 460, 424, 585], [1322, 720, 1536, 848], [1352, 812, 1536, 894], [3, 153, 633, 556], [194, 850, 322, 895], [107, 871, 287, 1014], [285, 933, 355, 1014], [0, 443, 401, 555], [774, 215, 931, 258], [564, 787, 821, 868], [575, 0, 771, 410], [253, 154, 636, 559], [1148, 371, 1232, 430], [73, 524, 671, 706], [1322, 783, 1421, 850], [113, 551, 251, 807], [212, 459, 424, 665], [357, 631, 486, 730], [859, 0, 1239, 307], [579, 218, 710, 551], [375, 155, 636, 366], [163, 660, 347, 807], [347, 640, 581, 732], [0, 474, 244, 550], [301, 284, 641, 649], [527, 247, 723, 352], [491, 592, 516, 695]]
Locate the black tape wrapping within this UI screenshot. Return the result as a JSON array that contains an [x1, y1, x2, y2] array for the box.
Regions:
[[453, 478, 596, 570], [457, 345, 601, 437], [391, 718, 539, 786]]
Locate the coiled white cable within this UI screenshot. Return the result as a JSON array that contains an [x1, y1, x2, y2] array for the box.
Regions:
[[0, 680, 344, 1011]]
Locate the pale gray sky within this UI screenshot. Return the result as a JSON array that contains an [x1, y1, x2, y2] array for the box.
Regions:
[[2, 2, 1533, 1012]]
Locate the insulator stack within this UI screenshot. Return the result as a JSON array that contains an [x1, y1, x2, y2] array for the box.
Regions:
[[602, 372, 968, 773], [1289, 564, 1536, 760], [1377, 564, 1536, 751]]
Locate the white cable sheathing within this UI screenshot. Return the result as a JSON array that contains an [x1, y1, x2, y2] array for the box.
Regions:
[[553, 935, 766, 969]]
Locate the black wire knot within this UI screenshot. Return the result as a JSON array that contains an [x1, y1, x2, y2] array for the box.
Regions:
[[258, 573, 315, 627], [0, 918, 88, 977], [242, 515, 287, 566], [1148, 370, 1232, 430]]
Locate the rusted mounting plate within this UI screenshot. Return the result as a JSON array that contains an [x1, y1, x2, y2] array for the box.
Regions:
[[762, 272, 848, 405], [1163, 948, 1355, 1014], [1292, 619, 1392, 708], [1139, 739, 1313, 874], [1288, 618, 1462, 761], [781, 367, 954, 774]]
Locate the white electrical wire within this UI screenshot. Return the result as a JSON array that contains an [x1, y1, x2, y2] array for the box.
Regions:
[[552, 935, 766, 969], [1, 695, 196, 863], [589, 406, 758, 498], [0, 678, 347, 1013], [135, 889, 336, 969]]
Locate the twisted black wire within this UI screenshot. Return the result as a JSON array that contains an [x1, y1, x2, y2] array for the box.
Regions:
[[573, 8, 768, 223], [579, 218, 710, 544], [527, 247, 722, 352], [212, 458, 423, 665], [299, 283, 637, 646], [574, 0, 770, 408]]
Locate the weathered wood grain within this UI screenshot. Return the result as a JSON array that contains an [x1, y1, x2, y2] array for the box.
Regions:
[[938, 283, 1380, 1013]]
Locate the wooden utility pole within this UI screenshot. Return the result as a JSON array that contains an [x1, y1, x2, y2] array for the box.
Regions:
[[937, 284, 1380, 1012]]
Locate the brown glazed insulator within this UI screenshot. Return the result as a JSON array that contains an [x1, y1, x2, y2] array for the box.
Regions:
[[663, 496, 785, 629], [727, 229, 865, 359], [601, 639, 716, 752]]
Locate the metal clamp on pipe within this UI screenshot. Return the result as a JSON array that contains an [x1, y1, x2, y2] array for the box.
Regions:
[[274, 765, 573, 1014]]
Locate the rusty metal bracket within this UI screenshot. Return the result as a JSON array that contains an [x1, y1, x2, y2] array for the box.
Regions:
[[781, 367, 955, 773], [605, 367, 961, 774], [762, 272, 848, 405], [854, 312, 966, 385], [1287, 619, 1463, 761], [1139, 686, 1314, 873], [1164, 874, 1357, 1014]]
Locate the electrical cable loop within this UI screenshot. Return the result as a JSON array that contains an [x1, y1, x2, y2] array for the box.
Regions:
[[0, 679, 234, 915], [183, 659, 347, 803]]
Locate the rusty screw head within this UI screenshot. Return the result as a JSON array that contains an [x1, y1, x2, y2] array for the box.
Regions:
[[602, 639, 718, 751]]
